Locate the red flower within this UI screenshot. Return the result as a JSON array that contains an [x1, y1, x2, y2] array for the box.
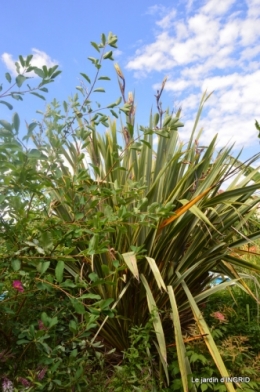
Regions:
[[12, 280, 24, 293]]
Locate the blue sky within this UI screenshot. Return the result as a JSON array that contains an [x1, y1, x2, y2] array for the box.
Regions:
[[1, 0, 260, 164]]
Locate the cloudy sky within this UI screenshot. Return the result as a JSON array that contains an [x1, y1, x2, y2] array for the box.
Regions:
[[1, 0, 260, 162]]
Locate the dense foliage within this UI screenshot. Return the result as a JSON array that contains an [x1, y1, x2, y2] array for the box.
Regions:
[[1, 33, 260, 391]]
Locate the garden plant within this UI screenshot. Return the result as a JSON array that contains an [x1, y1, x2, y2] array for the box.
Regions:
[[0, 32, 260, 391]]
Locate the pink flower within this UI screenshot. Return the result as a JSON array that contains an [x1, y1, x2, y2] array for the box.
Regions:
[[18, 377, 30, 387], [38, 320, 48, 331], [37, 367, 47, 381], [12, 280, 24, 293], [2, 378, 13, 392], [212, 311, 226, 322]]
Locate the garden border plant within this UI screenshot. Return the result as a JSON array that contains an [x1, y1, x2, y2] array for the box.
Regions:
[[1, 32, 260, 391]]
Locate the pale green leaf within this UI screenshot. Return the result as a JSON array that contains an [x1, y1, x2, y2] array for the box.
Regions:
[[176, 271, 237, 392], [12, 112, 20, 133], [122, 252, 139, 280], [140, 274, 167, 365], [145, 257, 166, 291], [55, 260, 64, 283], [5, 72, 11, 83], [0, 100, 13, 110]]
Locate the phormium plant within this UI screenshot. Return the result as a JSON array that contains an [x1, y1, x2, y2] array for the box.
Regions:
[[1, 32, 260, 391]]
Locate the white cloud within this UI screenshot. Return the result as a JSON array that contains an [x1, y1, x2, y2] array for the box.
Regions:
[[1, 53, 17, 75], [113, 49, 123, 59], [246, 0, 260, 17], [145, 4, 169, 16], [156, 9, 177, 28], [218, 21, 240, 46], [126, 0, 260, 150], [186, 0, 194, 13], [1, 49, 58, 76], [201, 0, 236, 16]]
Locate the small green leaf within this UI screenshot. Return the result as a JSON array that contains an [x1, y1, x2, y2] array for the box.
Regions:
[[107, 102, 116, 108], [75, 366, 83, 378], [110, 109, 118, 118], [55, 260, 64, 283], [16, 75, 27, 88], [108, 32, 118, 48], [115, 97, 122, 105], [39, 261, 50, 275], [79, 293, 101, 300], [11, 259, 21, 271], [71, 298, 85, 314], [88, 56, 98, 64], [11, 93, 23, 101], [53, 380, 62, 386], [75, 212, 84, 220], [0, 129, 13, 137], [154, 129, 170, 137], [255, 120, 260, 132], [19, 55, 25, 67], [141, 139, 152, 148], [101, 33, 106, 46], [103, 51, 113, 60], [63, 101, 68, 112], [108, 40, 118, 48], [70, 348, 78, 358], [5, 73, 11, 83], [48, 64, 59, 75], [171, 121, 184, 128], [69, 319, 78, 333], [38, 79, 53, 87], [59, 280, 76, 288], [28, 122, 37, 133], [41, 312, 48, 324], [98, 76, 110, 80], [97, 298, 114, 309], [0, 100, 13, 110], [201, 384, 208, 392], [50, 70, 62, 79], [93, 88, 105, 93], [17, 339, 30, 345], [91, 41, 100, 52], [33, 68, 44, 78], [80, 73, 91, 84], [49, 316, 58, 328], [15, 61, 20, 74], [76, 86, 84, 95], [119, 104, 132, 114], [0, 120, 13, 132], [30, 92, 46, 100], [163, 116, 172, 127], [25, 55, 33, 66], [12, 112, 20, 133], [88, 272, 98, 282], [25, 66, 34, 73], [153, 113, 160, 127], [42, 65, 48, 77]]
